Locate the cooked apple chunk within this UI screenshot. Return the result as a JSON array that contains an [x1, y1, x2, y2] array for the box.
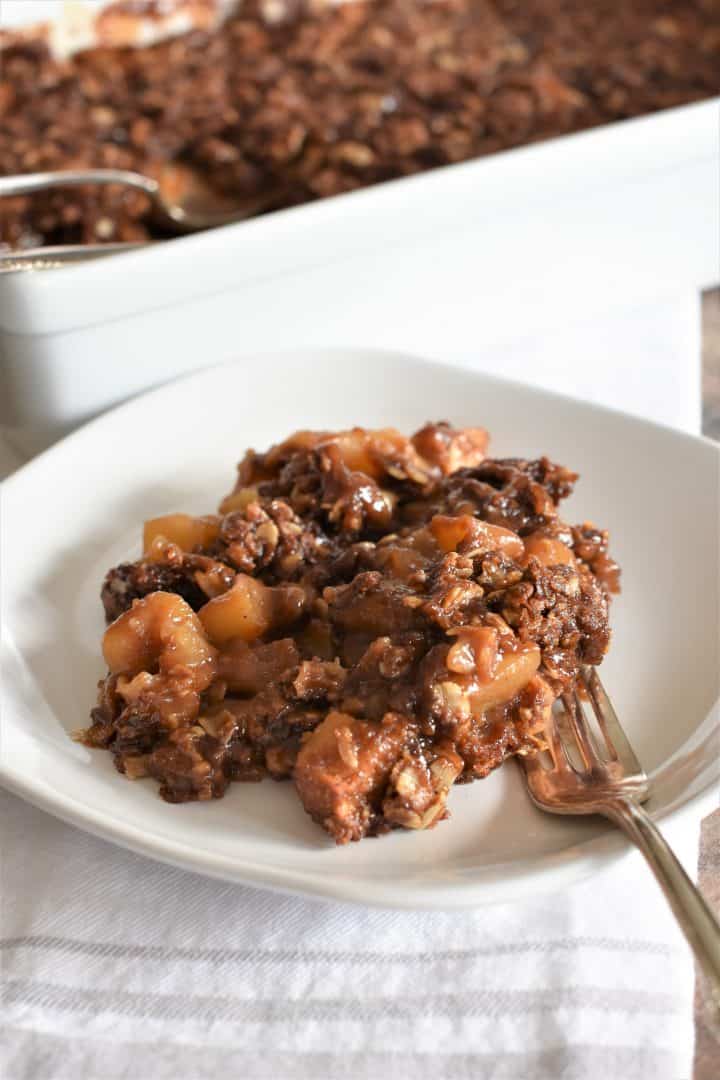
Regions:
[[198, 574, 305, 645], [103, 591, 217, 682], [295, 710, 412, 843], [143, 513, 220, 554]]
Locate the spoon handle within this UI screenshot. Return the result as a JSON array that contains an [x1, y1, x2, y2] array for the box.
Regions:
[[0, 243, 149, 273], [0, 169, 160, 199]]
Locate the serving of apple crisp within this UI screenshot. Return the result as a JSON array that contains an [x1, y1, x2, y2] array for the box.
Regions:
[[79, 422, 619, 843]]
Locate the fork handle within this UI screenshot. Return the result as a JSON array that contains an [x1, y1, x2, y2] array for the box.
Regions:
[[603, 797, 720, 1030]]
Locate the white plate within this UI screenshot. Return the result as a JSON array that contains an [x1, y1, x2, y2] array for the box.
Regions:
[[2, 348, 718, 908]]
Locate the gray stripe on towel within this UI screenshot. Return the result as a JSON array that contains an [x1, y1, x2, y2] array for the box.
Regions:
[[0, 933, 676, 966], [1, 1028, 682, 1080], [4, 977, 683, 1025]]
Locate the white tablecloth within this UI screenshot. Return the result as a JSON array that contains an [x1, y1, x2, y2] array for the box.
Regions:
[[0, 291, 706, 1080]]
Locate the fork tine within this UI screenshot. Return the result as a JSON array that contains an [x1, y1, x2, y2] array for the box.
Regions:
[[582, 666, 619, 762], [561, 689, 603, 771], [582, 666, 644, 774], [517, 749, 545, 777], [553, 703, 585, 772], [544, 707, 575, 772]]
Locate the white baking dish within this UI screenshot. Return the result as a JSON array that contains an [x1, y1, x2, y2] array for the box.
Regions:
[[1, 2, 718, 450]]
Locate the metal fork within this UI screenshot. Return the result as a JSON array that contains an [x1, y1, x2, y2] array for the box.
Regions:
[[519, 666, 720, 1030]]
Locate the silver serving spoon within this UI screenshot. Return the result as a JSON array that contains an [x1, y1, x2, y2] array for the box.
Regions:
[[0, 165, 283, 229], [0, 167, 281, 231], [0, 167, 285, 271]]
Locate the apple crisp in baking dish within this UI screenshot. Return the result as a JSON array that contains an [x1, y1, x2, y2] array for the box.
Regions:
[[1, 0, 719, 249]]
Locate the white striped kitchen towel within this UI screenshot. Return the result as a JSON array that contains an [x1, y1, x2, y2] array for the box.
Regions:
[[0, 785, 703, 1080]]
